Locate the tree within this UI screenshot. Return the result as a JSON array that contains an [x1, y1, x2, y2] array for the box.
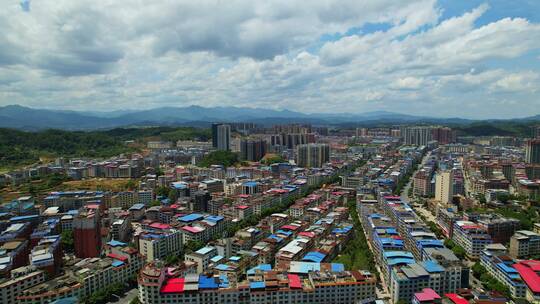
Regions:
[[130, 297, 141, 304], [149, 200, 161, 207], [61, 230, 74, 252], [165, 254, 180, 265], [198, 150, 239, 167], [124, 179, 137, 190], [263, 155, 286, 165], [452, 245, 466, 260], [185, 240, 204, 253], [472, 262, 486, 278], [156, 186, 169, 197], [168, 189, 178, 203]]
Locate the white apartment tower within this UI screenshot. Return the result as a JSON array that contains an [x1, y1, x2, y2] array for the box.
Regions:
[[435, 170, 454, 206]]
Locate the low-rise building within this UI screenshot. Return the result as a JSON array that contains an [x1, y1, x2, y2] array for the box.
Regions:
[[510, 230, 540, 259]]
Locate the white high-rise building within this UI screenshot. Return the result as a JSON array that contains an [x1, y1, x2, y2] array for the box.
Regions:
[[435, 171, 454, 206], [217, 124, 231, 151]]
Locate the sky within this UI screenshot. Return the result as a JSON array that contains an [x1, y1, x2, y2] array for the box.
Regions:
[[1, 0, 540, 119]]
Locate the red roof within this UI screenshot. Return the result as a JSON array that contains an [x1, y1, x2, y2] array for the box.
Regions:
[[150, 223, 171, 230], [107, 253, 128, 262], [288, 274, 302, 289], [281, 225, 299, 231], [236, 205, 250, 210], [161, 278, 185, 293], [415, 288, 440, 302], [182, 226, 204, 233], [521, 260, 540, 271], [298, 231, 315, 238], [445, 293, 469, 304], [515, 261, 540, 293]]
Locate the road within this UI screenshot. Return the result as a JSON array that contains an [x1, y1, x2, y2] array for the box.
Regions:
[[107, 287, 138, 304], [400, 150, 431, 204], [401, 151, 436, 222]]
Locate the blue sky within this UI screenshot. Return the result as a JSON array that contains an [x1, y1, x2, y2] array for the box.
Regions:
[[0, 0, 539, 119]]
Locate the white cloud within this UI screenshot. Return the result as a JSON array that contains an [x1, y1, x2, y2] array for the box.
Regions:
[[0, 1, 539, 118]]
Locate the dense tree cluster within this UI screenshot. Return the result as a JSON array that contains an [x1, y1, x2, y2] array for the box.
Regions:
[[333, 200, 376, 272], [0, 127, 210, 168], [198, 150, 239, 168]]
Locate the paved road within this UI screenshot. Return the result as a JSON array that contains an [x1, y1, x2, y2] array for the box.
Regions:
[[401, 151, 437, 223], [401, 151, 431, 204], [107, 288, 138, 304]]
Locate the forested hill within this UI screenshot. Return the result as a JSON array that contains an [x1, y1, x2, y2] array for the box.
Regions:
[[0, 127, 210, 168]]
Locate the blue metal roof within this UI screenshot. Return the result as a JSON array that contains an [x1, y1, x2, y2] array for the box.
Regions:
[[384, 251, 414, 259], [243, 181, 259, 187], [205, 215, 224, 222], [129, 203, 145, 210], [497, 262, 518, 274], [386, 228, 398, 234], [210, 255, 224, 263], [247, 264, 272, 275], [172, 182, 188, 189], [268, 235, 283, 242], [196, 246, 215, 255], [331, 263, 345, 272], [250, 281, 266, 289], [387, 258, 415, 266], [111, 260, 125, 267], [276, 230, 293, 236], [418, 239, 444, 248], [299, 262, 320, 273], [199, 275, 218, 289], [107, 240, 126, 247], [215, 264, 229, 271], [422, 260, 444, 273], [219, 274, 229, 288], [302, 252, 326, 263], [10, 214, 39, 222], [178, 213, 204, 222]]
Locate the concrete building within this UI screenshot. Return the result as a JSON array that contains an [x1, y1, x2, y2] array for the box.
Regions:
[[525, 139, 540, 164], [216, 124, 231, 151], [184, 246, 218, 274], [0, 267, 46, 304], [240, 139, 267, 162], [480, 244, 526, 299], [510, 230, 540, 259], [403, 126, 433, 146], [452, 221, 492, 259], [138, 262, 377, 304], [139, 226, 183, 262], [73, 209, 101, 258], [296, 144, 330, 168], [435, 171, 453, 206]]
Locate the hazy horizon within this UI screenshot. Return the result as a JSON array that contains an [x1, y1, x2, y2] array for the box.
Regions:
[[1, 0, 540, 119]]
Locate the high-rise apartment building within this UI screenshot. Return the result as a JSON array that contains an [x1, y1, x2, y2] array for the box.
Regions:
[[211, 123, 220, 148], [435, 170, 453, 206], [216, 124, 231, 151], [403, 126, 433, 146], [296, 144, 330, 168], [240, 139, 267, 162], [525, 139, 540, 164], [431, 127, 456, 145], [73, 208, 102, 258]]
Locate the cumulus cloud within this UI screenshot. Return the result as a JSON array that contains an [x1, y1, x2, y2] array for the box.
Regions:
[[0, 0, 540, 118]]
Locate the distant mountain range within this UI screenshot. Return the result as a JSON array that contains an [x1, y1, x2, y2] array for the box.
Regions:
[[0, 104, 538, 131]]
